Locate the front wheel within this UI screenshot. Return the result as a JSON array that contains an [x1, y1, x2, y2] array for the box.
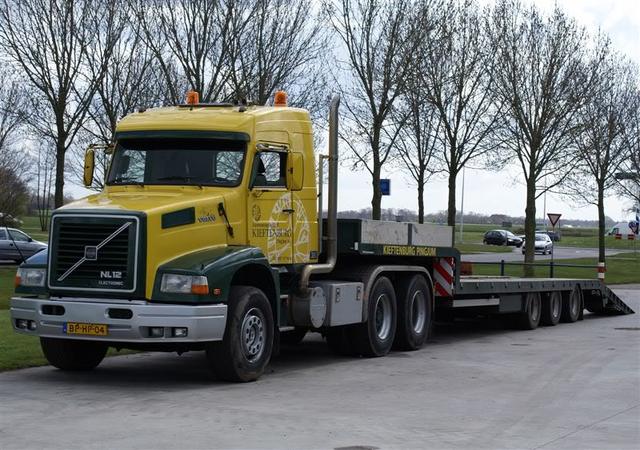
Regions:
[[40, 337, 108, 371], [207, 286, 274, 382]]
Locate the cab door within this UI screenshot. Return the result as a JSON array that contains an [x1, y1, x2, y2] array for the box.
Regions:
[[247, 149, 293, 264]]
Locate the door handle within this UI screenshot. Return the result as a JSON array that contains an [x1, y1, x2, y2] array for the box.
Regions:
[[282, 209, 294, 213]]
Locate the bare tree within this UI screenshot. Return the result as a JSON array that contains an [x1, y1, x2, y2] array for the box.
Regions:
[[34, 141, 56, 231], [74, 18, 170, 189], [394, 60, 441, 223], [421, 0, 499, 235], [0, 167, 29, 219], [489, 1, 595, 270], [0, 67, 29, 179], [0, 0, 123, 208], [617, 91, 640, 208], [229, 0, 326, 105], [324, 0, 422, 219], [565, 40, 638, 263], [135, 0, 238, 103]]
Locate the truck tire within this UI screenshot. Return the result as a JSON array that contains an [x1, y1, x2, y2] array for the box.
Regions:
[[352, 276, 397, 357], [280, 327, 308, 345], [517, 292, 541, 330], [561, 285, 582, 323], [207, 286, 274, 382], [541, 291, 562, 326], [40, 337, 108, 371], [393, 275, 432, 351]]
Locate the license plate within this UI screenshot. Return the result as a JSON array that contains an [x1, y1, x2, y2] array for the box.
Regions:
[[63, 322, 108, 336]]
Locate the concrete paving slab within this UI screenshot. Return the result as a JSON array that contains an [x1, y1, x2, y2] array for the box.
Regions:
[[0, 290, 638, 450]]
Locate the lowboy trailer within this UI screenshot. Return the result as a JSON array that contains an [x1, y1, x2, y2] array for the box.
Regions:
[[10, 93, 634, 381]]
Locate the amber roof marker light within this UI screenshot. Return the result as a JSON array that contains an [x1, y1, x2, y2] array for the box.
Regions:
[[274, 90, 287, 107], [185, 90, 200, 106]]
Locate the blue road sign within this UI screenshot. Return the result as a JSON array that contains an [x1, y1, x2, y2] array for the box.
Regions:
[[380, 178, 390, 196]]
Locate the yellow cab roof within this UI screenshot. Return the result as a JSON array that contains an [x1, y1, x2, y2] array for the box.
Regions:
[[115, 104, 313, 138]]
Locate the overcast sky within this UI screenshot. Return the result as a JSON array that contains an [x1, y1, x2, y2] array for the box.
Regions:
[[69, 0, 639, 222]]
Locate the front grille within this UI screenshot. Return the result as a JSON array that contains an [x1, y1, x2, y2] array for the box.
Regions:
[[49, 215, 139, 292]]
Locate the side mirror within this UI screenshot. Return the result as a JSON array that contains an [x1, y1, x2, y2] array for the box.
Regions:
[[286, 152, 304, 191], [83, 148, 95, 187]]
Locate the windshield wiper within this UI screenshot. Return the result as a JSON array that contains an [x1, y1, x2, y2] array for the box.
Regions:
[[109, 176, 144, 185]]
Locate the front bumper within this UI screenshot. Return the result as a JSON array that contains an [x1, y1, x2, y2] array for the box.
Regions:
[[10, 296, 227, 343]]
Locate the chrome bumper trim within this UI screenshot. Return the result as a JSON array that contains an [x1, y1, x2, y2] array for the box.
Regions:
[[10, 297, 227, 343]]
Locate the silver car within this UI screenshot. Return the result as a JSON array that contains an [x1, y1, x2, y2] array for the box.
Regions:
[[0, 228, 48, 263], [522, 233, 554, 255]]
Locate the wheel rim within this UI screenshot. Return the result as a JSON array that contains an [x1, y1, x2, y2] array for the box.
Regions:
[[374, 293, 392, 340], [410, 290, 427, 334], [551, 294, 561, 318], [530, 295, 540, 322], [241, 308, 266, 362]]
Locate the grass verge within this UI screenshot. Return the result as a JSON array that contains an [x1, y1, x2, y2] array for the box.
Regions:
[[471, 252, 640, 284]]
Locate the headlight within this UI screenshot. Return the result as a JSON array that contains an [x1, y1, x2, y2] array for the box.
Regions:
[[16, 268, 46, 287], [160, 274, 209, 294]]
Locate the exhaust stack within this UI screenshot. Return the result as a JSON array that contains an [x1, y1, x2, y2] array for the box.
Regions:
[[299, 95, 340, 291]]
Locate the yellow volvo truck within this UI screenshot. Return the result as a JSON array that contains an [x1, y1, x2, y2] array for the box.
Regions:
[[10, 93, 633, 381]]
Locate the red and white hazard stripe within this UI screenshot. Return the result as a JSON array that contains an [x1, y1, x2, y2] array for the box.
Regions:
[[434, 257, 454, 297]]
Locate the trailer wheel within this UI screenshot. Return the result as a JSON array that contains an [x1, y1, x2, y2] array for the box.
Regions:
[[517, 292, 541, 330], [280, 327, 308, 345], [352, 276, 397, 357], [561, 285, 582, 323], [541, 291, 562, 326], [40, 337, 108, 371], [207, 286, 274, 382], [394, 275, 432, 351]]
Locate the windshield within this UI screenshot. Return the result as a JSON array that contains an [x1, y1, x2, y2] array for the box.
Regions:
[[535, 235, 547, 241], [107, 138, 246, 186]]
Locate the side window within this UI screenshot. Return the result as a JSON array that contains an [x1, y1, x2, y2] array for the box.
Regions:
[[254, 151, 286, 187], [9, 230, 29, 242], [0, 229, 6, 240]]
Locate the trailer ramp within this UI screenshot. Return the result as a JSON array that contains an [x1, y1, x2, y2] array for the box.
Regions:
[[599, 285, 635, 315]]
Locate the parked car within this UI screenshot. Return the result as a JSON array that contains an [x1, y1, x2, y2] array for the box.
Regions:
[[536, 229, 561, 242], [0, 228, 47, 263], [522, 233, 553, 255], [483, 229, 523, 247]]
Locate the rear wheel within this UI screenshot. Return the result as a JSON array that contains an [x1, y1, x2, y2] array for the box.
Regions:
[[517, 292, 541, 330], [541, 291, 562, 326], [207, 286, 274, 382], [561, 285, 582, 323], [40, 338, 108, 371], [394, 275, 432, 351], [352, 276, 397, 357]]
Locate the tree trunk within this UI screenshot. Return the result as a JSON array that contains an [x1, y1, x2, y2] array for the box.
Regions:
[[523, 178, 537, 277], [54, 141, 66, 208], [597, 184, 606, 264], [371, 164, 382, 220], [447, 171, 457, 246], [417, 174, 424, 224]]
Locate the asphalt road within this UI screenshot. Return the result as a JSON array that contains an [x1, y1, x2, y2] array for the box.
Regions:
[[1, 288, 638, 449], [463, 246, 634, 262]]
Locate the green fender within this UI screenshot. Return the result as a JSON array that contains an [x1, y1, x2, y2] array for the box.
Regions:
[[152, 246, 280, 321]]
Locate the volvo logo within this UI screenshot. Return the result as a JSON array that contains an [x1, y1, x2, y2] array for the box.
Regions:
[[84, 246, 98, 260]]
